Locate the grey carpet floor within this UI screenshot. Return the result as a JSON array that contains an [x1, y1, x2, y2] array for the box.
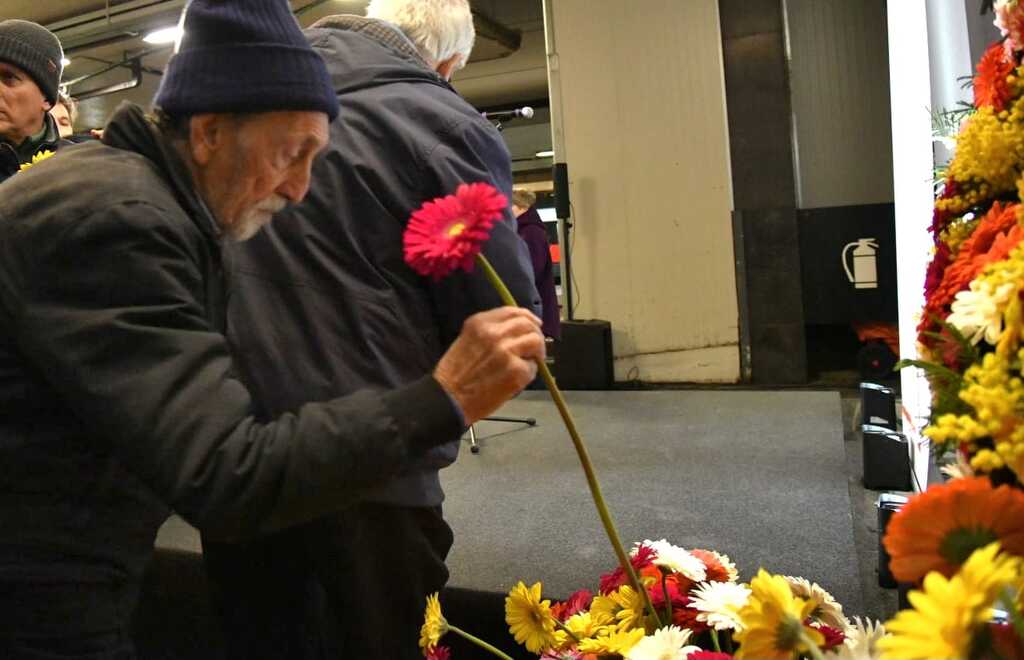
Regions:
[[442, 389, 864, 616]]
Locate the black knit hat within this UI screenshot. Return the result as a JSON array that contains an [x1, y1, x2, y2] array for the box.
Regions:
[[154, 0, 339, 121], [0, 20, 63, 105]]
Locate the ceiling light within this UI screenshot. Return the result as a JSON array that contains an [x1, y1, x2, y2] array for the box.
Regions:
[[60, 57, 71, 67], [535, 150, 554, 158], [144, 26, 183, 44]]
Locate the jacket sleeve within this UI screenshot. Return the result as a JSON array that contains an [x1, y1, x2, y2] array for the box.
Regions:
[[4, 203, 463, 539], [423, 118, 541, 343], [520, 221, 552, 287]]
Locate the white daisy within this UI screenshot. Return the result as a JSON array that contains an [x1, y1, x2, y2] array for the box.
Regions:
[[784, 576, 850, 632], [824, 617, 887, 660], [635, 539, 706, 582], [624, 625, 699, 660], [947, 280, 1016, 346], [688, 580, 750, 631]]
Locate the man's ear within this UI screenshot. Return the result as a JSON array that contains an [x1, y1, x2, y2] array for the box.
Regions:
[[42, 100, 52, 112], [435, 54, 464, 82], [188, 113, 226, 166]]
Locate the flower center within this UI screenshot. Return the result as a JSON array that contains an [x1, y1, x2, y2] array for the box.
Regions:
[[939, 526, 999, 564], [447, 222, 467, 238]]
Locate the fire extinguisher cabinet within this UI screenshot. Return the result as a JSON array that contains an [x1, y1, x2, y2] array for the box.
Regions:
[[798, 204, 898, 324]]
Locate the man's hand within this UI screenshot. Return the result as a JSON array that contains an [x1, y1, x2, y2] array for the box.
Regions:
[[434, 307, 545, 425]]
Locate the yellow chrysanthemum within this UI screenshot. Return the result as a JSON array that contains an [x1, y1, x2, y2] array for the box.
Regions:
[[590, 584, 646, 633], [419, 592, 449, 652], [577, 627, 646, 655], [18, 149, 55, 172], [505, 581, 558, 653], [733, 569, 825, 659], [878, 543, 1022, 660]]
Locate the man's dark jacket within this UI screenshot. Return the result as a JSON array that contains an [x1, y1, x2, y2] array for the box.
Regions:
[[0, 103, 463, 639], [0, 112, 73, 184], [516, 205, 561, 339], [225, 19, 541, 506]]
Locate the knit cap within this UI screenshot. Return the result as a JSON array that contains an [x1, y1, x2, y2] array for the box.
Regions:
[[0, 20, 63, 105], [154, 0, 339, 120]]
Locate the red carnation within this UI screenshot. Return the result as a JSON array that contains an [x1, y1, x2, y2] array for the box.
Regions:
[[600, 544, 658, 594], [975, 42, 1016, 110], [403, 182, 508, 280]]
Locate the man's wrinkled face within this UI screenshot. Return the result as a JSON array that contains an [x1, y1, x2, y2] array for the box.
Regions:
[[192, 111, 329, 242], [0, 61, 49, 145], [50, 101, 72, 138]]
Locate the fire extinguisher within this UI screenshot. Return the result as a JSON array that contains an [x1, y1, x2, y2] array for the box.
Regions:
[[842, 238, 879, 289]]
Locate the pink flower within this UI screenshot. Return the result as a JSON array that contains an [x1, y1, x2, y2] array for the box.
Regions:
[[995, 0, 1024, 56], [688, 652, 732, 660], [403, 182, 508, 280], [425, 644, 451, 660]]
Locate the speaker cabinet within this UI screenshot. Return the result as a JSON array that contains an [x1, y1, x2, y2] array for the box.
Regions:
[[550, 320, 613, 390], [862, 424, 913, 491]]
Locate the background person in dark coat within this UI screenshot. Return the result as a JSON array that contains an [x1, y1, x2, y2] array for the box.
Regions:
[[0, 20, 73, 183], [0, 2, 543, 658], [202, 2, 542, 658], [512, 188, 562, 339]]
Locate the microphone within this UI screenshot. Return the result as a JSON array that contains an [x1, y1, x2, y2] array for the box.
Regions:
[[482, 106, 535, 121]]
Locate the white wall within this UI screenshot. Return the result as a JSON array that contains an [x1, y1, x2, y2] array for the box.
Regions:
[[786, 0, 894, 209], [545, 0, 739, 382]]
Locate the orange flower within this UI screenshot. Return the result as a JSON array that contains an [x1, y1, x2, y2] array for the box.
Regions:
[[974, 42, 1016, 110], [883, 477, 1024, 583], [920, 202, 1022, 342]]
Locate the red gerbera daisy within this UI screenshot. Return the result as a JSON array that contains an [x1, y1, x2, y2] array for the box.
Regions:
[[688, 653, 732, 660], [974, 42, 1016, 110], [426, 644, 451, 660], [549, 588, 593, 622], [600, 543, 658, 594], [810, 622, 846, 650], [403, 182, 508, 280]]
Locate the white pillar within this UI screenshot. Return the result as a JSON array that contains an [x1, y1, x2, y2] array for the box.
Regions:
[[888, 2, 934, 491]]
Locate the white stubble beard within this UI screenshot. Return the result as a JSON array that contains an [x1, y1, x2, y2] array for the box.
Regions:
[[227, 194, 289, 242]]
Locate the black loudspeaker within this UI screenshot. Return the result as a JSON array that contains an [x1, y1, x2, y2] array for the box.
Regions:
[[550, 320, 613, 389], [860, 382, 897, 430], [553, 162, 570, 219], [876, 492, 908, 588], [862, 425, 913, 491]]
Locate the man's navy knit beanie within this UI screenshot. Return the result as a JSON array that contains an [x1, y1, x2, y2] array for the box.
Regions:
[[154, 0, 339, 121]]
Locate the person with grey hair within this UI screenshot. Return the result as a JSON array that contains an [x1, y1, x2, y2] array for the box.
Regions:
[[200, 1, 541, 658], [0, 1, 543, 658]]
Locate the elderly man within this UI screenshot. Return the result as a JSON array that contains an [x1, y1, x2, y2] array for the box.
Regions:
[[0, 1, 543, 658], [201, 1, 542, 658], [0, 19, 72, 182]]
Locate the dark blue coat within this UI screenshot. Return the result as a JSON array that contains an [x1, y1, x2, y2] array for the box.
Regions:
[[224, 21, 541, 506]]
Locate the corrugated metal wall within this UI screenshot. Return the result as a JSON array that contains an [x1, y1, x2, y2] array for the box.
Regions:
[[785, 0, 894, 209], [546, 0, 739, 382]]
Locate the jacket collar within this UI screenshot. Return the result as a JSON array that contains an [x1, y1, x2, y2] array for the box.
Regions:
[[101, 102, 222, 242]]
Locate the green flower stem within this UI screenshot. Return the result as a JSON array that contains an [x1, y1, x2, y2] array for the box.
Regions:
[[710, 629, 721, 653], [662, 573, 673, 625], [553, 617, 581, 644], [475, 253, 663, 628], [800, 631, 826, 660], [448, 624, 516, 660]]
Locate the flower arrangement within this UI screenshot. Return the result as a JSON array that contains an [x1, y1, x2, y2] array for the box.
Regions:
[[419, 539, 881, 660], [886, 1, 1024, 658], [401, 187, 881, 659]]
